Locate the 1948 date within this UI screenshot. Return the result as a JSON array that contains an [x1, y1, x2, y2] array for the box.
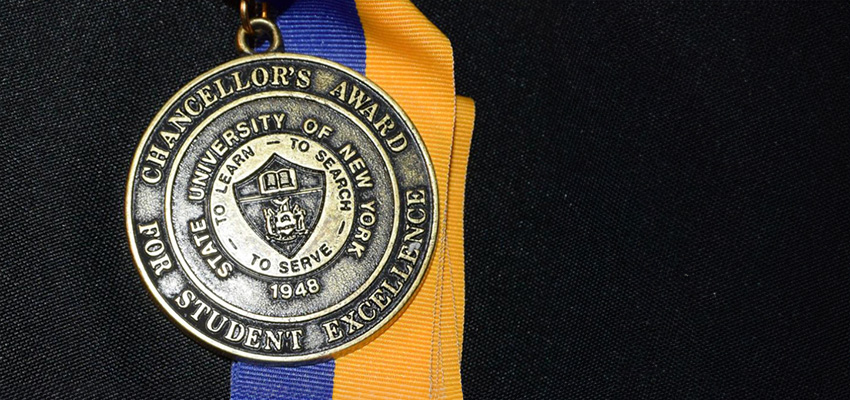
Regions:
[[269, 279, 320, 300]]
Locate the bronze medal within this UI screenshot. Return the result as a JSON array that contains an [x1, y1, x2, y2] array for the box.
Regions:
[[126, 17, 437, 363]]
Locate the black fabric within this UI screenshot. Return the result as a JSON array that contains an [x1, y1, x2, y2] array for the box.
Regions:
[[1, 1, 848, 399]]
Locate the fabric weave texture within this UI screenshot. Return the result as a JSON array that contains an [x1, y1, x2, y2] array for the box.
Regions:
[[0, 1, 848, 399]]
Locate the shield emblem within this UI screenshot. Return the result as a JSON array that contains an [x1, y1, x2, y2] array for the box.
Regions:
[[233, 154, 325, 257]]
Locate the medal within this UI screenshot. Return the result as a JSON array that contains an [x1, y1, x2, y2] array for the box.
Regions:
[[126, 2, 438, 363]]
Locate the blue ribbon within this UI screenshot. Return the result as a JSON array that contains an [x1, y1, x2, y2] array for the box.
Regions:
[[256, 0, 366, 74], [231, 1, 366, 399], [231, 361, 336, 400]]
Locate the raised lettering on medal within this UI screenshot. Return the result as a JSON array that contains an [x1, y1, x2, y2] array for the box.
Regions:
[[127, 54, 436, 363]]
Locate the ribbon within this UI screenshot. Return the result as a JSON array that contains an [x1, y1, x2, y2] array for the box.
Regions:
[[231, 1, 474, 398]]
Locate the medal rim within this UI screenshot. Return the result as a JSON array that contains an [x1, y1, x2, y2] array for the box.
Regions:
[[125, 52, 439, 363]]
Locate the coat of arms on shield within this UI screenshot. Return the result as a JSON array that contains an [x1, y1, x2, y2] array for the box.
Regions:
[[263, 196, 307, 242], [233, 154, 326, 257]]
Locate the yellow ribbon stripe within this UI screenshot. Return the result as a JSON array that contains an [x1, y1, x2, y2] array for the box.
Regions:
[[332, 1, 474, 398]]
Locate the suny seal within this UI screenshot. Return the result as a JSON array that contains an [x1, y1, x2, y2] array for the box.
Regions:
[[126, 53, 438, 363]]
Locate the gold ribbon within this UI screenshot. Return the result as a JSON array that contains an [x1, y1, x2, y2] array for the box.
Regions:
[[332, 1, 475, 398]]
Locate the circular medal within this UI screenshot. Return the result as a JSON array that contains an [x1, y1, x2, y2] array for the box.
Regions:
[[126, 47, 437, 362]]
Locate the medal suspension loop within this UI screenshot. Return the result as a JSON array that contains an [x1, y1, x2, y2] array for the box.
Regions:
[[236, 0, 283, 55]]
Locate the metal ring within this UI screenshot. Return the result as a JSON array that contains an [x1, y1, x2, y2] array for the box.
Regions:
[[236, 18, 283, 55], [240, 0, 254, 35]]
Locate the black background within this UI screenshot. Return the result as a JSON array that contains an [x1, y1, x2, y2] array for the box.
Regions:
[[1, 1, 848, 399]]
